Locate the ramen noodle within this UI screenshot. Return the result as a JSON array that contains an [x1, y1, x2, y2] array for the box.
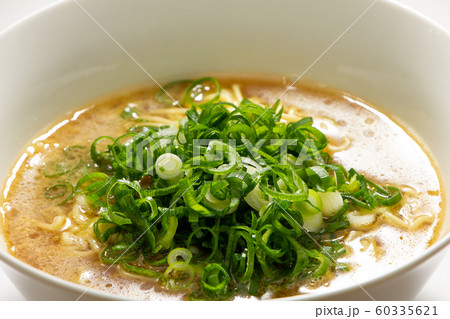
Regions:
[[0, 75, 444, 300]]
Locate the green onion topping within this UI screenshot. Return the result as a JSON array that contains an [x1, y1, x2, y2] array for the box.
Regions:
[[42, 77, 403, 300]]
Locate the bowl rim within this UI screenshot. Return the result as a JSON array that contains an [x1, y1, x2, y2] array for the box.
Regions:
[[0, 0, 450, 301]]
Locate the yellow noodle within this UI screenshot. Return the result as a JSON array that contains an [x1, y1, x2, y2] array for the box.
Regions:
[[401, 186, 418, 197], [281, 113, 301, 122], [409, 215, 435, 231], [281, 113, 352, 152], [60, 228, 100, 257], [61, 244, 97, 257], [60, 231, 89, 249], [247, 96, 265, 105], [361, 237, 384, 259], [380, 211, 409, 229], [2, 77, 442, 300], [70, 204, 88, 225], [35, 215, 69, 232], [346, 230, 364, 241], [398, 203, 412, 217], [75, 230, 102, 252], [219, 88, 239, 105], [146, 107, 188, 115], [232, 84, 244, 102], [202, 93, 220, 102], [327, 136, 351, 152], [145, 116, 178, 126]]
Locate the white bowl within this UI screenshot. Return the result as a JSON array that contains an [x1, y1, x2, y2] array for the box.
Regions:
[[1, 0, 450, 300]]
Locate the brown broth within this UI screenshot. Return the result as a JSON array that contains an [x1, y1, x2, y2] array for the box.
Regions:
[[0, 75, 444, 300]]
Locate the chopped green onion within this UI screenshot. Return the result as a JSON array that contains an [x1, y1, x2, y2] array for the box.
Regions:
[[201, 263, 231, 298], [168, 248, 193, 265], [185, 77, 221, 107], [68, 76, 404, 300], [42, 148, 83, 178], [203, 189, 230, 211], [44, 181, 74, 205], [120, 104, 147, 122], [163, 262, 195, 289], [292, 189, 323, 232], [120, 262, 161, 278]]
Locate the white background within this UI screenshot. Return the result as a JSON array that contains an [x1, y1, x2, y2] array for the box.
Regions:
[[0, 0, 449, 301]]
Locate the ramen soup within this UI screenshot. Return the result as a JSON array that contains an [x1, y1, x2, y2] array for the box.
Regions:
[[0, 76, 444, 300]]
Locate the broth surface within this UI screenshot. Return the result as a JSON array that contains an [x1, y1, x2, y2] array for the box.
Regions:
[[0, 75, 444, 300]]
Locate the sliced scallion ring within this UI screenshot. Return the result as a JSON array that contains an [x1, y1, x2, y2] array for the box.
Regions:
[[163, 262, 195, 289], [66, 76, 404, 300], [167, 248, 193, 266], [201, 263, 231, 297], [185, 77, 221, 107], [155, 153, 184, 180]]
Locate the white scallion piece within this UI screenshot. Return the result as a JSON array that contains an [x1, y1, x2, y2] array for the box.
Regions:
[[302, 212, 324, 233], [203, 190, 231, 212], [155, 153, 183, 180], [292, 189, 324, 233], [243, 164, 271, 211], [244, 186, 271, 212], [318, 191, 343, 217], [168, 247, 192, 266], [347, 211, 377, 228]]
